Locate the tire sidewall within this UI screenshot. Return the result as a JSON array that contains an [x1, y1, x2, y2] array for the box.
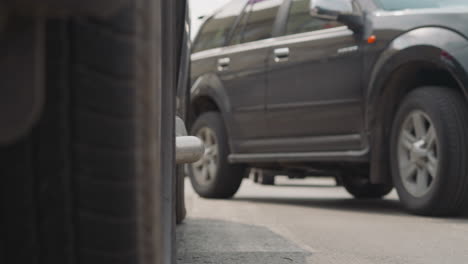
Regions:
[[188, 112, 230, 196], [390, 88, 450, 213]]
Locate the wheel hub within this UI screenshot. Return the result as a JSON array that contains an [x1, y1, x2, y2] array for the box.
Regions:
[[191, 127, 218, 186], [409, 140, 428, 165], [398, 111, 439, 197]]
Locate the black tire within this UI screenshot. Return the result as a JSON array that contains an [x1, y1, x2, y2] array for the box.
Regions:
[[259, 173, 275, 185], [252, 170, 260, 183], [188, 112, 245, 198], [335, 175, 344, 186], [175, 165, 187, 224], [1, 3, 176, 263], [390, 87, 468, 216], [342, 173, 393, 199]]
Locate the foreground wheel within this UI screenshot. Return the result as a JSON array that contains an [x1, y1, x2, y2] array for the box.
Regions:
[[342, 173, 393, 199], [188, 112, 244, 198], [1, 3, 181, 262], [176, 165, 187, 224], [391, 87, 468, 216]]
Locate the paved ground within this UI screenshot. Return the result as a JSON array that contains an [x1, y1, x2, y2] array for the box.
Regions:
[[177, 177, 468, 264]]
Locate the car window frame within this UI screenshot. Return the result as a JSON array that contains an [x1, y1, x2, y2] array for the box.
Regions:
[[225, 0, 289, 47], [226, 3, 254, 46], [192, 0, 249, 53], [277, 0, 364, 37]]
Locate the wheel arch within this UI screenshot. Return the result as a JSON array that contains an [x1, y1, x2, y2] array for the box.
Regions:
[[366, 27, 468, 184], [189, 74, 236, 148]]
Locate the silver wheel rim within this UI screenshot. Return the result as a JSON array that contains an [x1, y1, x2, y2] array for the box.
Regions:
[[398, 111, 439, 197], [191, 127, 218, 186]]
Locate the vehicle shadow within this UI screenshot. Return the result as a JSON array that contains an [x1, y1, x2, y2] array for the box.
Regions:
[[177, 218, 312, 264], [234, 195, 404, 215], [232, 196, 468, 219], [273, 183, 338, 188]]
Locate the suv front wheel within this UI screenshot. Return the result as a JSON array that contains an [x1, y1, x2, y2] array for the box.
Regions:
[[390, 86, 468, 216]]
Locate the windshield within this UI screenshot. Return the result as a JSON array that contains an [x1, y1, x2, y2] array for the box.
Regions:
[[375, 0, 468, 11]]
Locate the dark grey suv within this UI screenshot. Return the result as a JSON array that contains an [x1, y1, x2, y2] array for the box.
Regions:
[[188, 0, 468, 216]]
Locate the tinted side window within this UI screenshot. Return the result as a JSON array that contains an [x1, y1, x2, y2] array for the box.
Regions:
[[285, 0, 344, 35], [241, 0, 283, 43], [193, 0, 247, 52]]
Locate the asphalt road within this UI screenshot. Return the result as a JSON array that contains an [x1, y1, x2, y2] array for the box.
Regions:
[[177, 176, 468, 264]]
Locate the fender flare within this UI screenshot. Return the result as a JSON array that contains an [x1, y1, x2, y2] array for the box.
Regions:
[[189, 73, 235, 142], [366, 27, 468, 184], [190, 73, 232, 119]]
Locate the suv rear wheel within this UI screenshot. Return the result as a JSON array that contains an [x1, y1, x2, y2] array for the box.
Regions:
[[390, 86, 468, 216], [188, 112, 245, 198]]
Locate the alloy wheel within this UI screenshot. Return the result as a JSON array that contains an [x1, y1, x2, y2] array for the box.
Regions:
[[397, 111, 439, 197], [191, 127, 219, 186]]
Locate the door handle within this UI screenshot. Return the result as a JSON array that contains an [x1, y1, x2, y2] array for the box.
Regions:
[[274, 47, 289, 62], [217, 57, 230, 71]]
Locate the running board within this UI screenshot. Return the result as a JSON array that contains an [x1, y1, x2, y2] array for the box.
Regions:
[[228, 148, 369, 163]]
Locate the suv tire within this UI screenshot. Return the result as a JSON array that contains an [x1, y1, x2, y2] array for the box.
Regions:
[[259, 172, 275, 185], [342, 174, 393, 199], [390, 86, 468, 216], [188, 112, 245, 198]]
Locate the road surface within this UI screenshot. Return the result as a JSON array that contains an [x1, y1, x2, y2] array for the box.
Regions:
[[177, 176, 468, 264]]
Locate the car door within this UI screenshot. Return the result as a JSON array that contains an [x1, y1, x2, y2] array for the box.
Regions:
[[216, 0, 284, 154], [265, 0, 365, 153], [190, 0, 249, 146]]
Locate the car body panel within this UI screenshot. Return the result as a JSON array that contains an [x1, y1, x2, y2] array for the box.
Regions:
[[265, 26, 364, 152], [191, 42, 272, 153], [190, 62, 232, 120], [216, 42, 271, 152]]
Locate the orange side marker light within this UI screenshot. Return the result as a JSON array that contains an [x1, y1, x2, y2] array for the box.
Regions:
[[367, 35, 377, 44]]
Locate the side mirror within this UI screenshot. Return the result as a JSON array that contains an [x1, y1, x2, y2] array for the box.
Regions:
[[310, 0, 364, 33], [310, 0, 353, 17]]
